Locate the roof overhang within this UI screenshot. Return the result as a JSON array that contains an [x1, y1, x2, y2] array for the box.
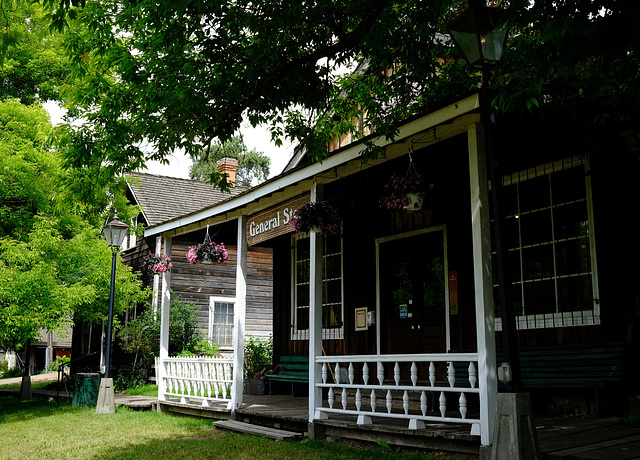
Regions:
[[144, 93, 480, 238]]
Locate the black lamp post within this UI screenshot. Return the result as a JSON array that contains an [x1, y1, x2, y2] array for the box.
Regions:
[[101, 211, 129, 379], [448, 1, 521, 393]]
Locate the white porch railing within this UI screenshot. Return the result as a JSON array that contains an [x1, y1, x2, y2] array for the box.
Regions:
[[315, 353, 481, 434], [156, 355, 234, 407]]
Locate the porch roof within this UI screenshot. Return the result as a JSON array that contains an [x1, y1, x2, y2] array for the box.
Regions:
[[143, 93, 480, 238]]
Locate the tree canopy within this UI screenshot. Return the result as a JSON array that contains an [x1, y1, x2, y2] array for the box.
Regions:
[[0, 99, 148, 353], [3, 0, 637, 188], [189, 135, 271, 186]]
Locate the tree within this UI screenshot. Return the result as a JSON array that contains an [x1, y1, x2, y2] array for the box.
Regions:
[[0, 99, 148, 380], [5, 0, 638, 188], [0, 1, 70, 104], [189, 135, 271, 186]]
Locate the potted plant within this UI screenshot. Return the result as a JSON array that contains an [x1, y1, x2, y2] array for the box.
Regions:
[[379, 172, 433, 212], [290, 200, 341, 235], [244, 335, 273, 395], [141, 252, 173, 274], [187, 240, 228, 264]]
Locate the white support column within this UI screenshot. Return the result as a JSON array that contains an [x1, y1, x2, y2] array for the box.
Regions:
[[309, 183, 326, 422], [152, 236, 162, 313], [231, 216, 248, 412], [158, 235, 172, 401], [468, 123, 497, 446]]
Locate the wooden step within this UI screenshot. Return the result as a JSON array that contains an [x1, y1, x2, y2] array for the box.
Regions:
[[213, 420, 304, 440]]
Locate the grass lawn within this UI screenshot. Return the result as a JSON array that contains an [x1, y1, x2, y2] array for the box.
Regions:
[[120, 384, 158, 397], [0, 396, 472, 460]]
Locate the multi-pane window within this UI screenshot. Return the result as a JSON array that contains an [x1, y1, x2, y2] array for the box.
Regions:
[[209, 298, 235, 348], [292, 233, 344, 340], [493, 155, 599, 330]]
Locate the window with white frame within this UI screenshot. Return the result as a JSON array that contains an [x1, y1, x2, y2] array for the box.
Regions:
[[493, 155, 600, 330], [209, 297, 235, 348], [291, 233, 344, 340]]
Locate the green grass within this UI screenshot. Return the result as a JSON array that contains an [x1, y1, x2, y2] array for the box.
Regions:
[[120, 384, 158, 397], [0, 381, 52, 390], [0, 396, 470, 460]]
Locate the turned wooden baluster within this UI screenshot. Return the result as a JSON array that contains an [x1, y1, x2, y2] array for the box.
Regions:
[[459, 393, 468, 419], [328, 388, 334, 408], [363, 362, 369, 385], [342, 388, 348, 411], [377, 362, 384, 385], [429, 362, 436, 387], [411, 362, 418, 386], [394, 362, 401, 386], [386, 390, 393, 413], [348, 362, 355, 384], [468, 362, 477, 388], [420, 391, 428, 416], [370, 389, 377, 412], [439, 392, 447, 417], [356, 389, 362, 411], [447, 362, 456, 388], [403, 391, 410, 415]]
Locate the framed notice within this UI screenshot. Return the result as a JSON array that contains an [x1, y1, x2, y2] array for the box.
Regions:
[[355, 307, 368, 331]]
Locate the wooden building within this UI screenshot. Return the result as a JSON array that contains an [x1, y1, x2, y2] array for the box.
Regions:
[[124, 171, 274, 351], [149, 93, 639, 449]]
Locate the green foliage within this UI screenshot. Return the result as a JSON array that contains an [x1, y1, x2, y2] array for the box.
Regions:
[[0, 98, 148, 354], [189, 135, 271, 187], [244, 335, 273, 379], [0, 359, 7, 372], [118, 293, 211, 387], [623, 395, 640, 427], [46, 355, 70, 373], [0, 2, 70, 104], [0, 367, 23, 379]]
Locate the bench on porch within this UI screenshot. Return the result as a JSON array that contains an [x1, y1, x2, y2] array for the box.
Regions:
[[497, 342, 624, 416], [268, 356, 309, 396]]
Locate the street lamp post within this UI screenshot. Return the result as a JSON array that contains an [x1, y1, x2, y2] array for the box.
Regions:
[[96, 211, 129, 414], [449, 3, 540, 457]]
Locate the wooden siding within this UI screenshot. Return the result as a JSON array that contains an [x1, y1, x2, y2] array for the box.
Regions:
[[169, 238, 273, 344]]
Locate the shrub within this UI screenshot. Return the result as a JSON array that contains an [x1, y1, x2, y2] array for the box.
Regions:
[[244, 335, 272, 379]]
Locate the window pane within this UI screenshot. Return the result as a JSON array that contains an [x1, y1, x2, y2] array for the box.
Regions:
[[519, 175, 549, 212], [554, 201, 589, 240], [553, 167, 585, 204], [523, 279, 555, 315], [521, 245, 554, 281], [557, 276, 592, 312], [556, 239, 591, 276], [520, 210, 551, 246]]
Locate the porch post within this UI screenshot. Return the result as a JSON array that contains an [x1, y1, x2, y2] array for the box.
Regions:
[[158, 235, 172, 401], [468, 123, 497, 446], [308, 182, 326, 423], [152, 236, 162, 313], [231, 216, 248, 413]]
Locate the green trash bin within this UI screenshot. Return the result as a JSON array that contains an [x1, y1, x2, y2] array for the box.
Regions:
[[72, 373, 101, 407]]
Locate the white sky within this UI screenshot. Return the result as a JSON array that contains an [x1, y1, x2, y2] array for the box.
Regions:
[[43, 101, 295, 180]]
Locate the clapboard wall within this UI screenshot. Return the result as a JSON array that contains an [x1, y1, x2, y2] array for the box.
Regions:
[[169, 237, 274, 345]]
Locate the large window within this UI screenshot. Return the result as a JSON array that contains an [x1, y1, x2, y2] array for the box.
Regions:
[[493, 155, 599, 330], [209, 297, 235, 348], [291, 233, 344, 340]]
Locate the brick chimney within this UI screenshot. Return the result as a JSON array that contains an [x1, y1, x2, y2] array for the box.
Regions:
[[216, 158, 239, 185]]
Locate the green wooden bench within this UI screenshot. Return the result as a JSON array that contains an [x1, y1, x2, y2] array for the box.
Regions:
[[268, 356, 309, 396], [497, 342, 624, 416]]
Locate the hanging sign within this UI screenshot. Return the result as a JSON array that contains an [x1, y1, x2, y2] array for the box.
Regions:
[[246, 195, 309, 246]]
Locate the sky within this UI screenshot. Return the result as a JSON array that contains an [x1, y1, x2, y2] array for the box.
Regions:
[[43, 101, 296, 180]]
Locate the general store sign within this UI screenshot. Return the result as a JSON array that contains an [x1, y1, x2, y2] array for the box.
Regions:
[[246, 195, 309, 246]]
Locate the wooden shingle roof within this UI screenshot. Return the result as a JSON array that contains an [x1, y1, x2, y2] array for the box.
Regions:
[[127, 172, 248, 227]]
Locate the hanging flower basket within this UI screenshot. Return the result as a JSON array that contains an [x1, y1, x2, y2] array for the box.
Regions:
[[187, 228, 228, 264], [379, 158, 433, 212], [290, 200, 342, 236], [142, 252, 173, 274]]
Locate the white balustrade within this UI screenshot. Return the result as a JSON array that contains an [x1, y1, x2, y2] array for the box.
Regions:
[[157, 355, 234, 407], [315, 353, 480, 432]]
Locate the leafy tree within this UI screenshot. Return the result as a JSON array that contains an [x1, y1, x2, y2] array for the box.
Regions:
[[189, 135, 271, 186], [3, 0, 638, 187], [0, 1, 69, 104], [0, 99, 148, 383]]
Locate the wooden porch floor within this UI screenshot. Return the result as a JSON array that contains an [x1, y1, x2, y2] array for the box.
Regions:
[[156, 394, 640, 459]]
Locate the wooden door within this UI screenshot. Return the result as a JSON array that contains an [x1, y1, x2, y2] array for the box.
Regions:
[[379, 228, 447, 355]]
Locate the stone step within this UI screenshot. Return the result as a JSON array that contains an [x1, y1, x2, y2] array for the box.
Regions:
[[213, 420, 305, 440]]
